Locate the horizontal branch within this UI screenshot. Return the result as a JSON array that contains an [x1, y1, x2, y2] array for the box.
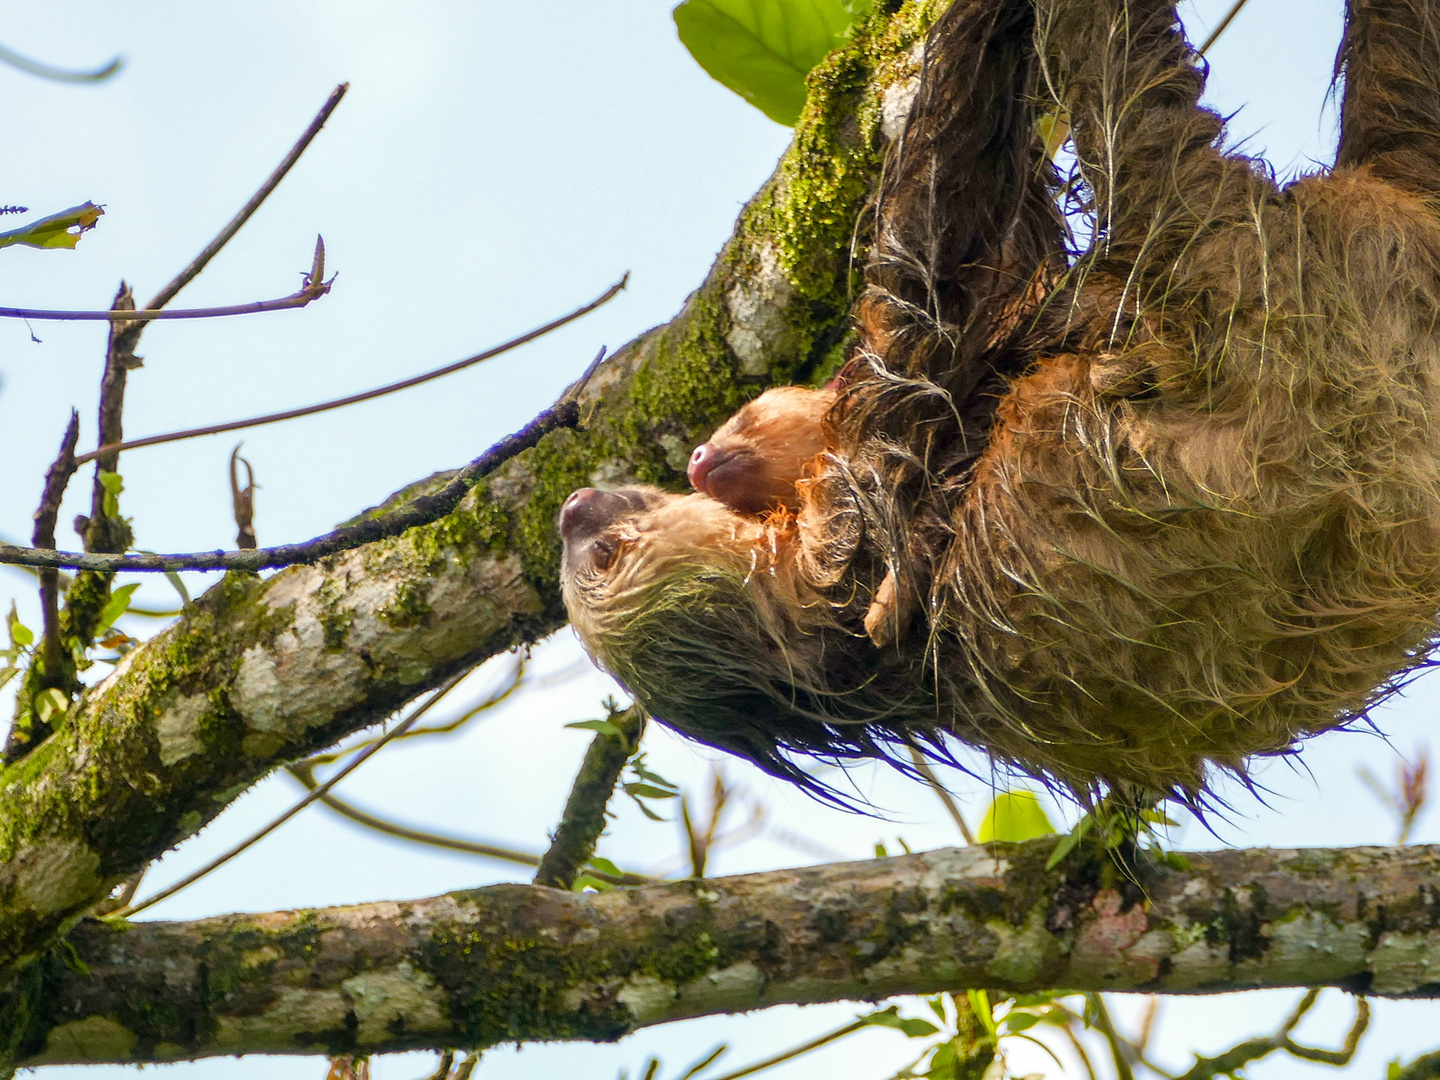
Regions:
[[9, 843, 1440, 1067], [0, 0, 940, 990]]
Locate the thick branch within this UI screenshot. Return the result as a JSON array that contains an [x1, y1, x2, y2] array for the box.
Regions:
[[8, 843, 1440, 1067], [0, 0, 941, 983]]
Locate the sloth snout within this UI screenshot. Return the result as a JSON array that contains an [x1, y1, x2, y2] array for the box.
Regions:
[[688, 442, 719, 492]]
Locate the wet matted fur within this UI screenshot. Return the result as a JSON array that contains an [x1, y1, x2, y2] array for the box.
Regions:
[[560, 0, 1440, 805]]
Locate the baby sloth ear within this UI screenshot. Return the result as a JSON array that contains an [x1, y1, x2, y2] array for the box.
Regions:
[[688, 385, 836, 515]]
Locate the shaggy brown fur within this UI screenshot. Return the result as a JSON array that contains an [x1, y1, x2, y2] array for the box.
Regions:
[[560, 0, 1440, 804]]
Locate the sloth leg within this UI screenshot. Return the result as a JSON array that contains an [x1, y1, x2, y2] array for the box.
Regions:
[[1033, 0, 1278, 308], [1335, 0, 1440, 197]]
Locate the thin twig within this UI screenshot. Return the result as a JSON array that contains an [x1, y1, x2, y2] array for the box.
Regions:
[[703, 1019, 869, 1080], [1088, 994, 1135, 1080], [116, 668, 471, 918], [0, 41, 121, 82], [73, 276, 624, 466], [230, 445, 257, 549], [0, 341, 612, 573], [419, 1052, 454, 1080], [0, 261, 332, 322], [907, 744, 976, 844], [302, 656, 525, 762], [147, 85, 347, 312], [1197, 0, 1251, 55], [534, 705, 645, 889]]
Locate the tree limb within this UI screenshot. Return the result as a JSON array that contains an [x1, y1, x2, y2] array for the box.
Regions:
[[0, 0, 943, 985], [7, 842, 1439, 1068]]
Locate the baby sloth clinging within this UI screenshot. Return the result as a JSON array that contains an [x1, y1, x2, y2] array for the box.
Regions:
[[561, 0, 1440, 804]]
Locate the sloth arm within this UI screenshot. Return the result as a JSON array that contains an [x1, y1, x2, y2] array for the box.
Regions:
[[1035, 0, 1278, 322], [1335, 0, 1440, 201]]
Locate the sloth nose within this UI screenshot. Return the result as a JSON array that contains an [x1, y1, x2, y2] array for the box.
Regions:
[[688, 442, 717, 491]]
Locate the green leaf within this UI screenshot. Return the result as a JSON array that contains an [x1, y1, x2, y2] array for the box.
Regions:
[[98, 470, 124, 518], [925, 994, 948, 1023], [1046, 815, 1092, 870], [0, 667, 18, 692], [94, 582, 141, 638], [858, 1007, 939, 1039], [572, 873, 615, 892], [1000, 1010, 1043, 1034], [566, 719, 623, 736], [1155, 849, 1191, 871], [0, 202, 103, 251], [874, 841, 888, 858], [673, 0, 859, 126], [9, 619, 33, 648], [977, 790, 1055, 843], [927, 1041, 957, 1080], [588, 856, 622, 877], [624, 783, 680, 800], [37, 687, 70, 722], [630, 761, 679, 789]]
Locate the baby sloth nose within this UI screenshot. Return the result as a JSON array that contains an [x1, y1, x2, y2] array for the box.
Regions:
[[688, 442, 720, 492]]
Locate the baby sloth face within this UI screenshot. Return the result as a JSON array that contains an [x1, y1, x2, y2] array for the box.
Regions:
[[686, 385, 835, 514]]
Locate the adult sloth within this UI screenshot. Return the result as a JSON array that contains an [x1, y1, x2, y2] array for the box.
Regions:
[[560, 0, 1440, 805]]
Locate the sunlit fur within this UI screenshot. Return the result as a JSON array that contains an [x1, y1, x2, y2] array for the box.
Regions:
[[561, 0, 1440, 804]]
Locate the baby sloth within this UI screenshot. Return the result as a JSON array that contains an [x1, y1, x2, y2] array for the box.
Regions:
[[561, 0, 1440, 804]]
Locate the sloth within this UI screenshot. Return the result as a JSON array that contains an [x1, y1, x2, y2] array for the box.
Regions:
[[560, 0, 1440, 805]]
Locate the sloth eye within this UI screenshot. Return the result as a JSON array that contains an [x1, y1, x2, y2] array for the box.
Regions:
[[591, 537, 618, 571]]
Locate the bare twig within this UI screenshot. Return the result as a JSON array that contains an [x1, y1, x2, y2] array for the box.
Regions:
[[1087, 994, 1136, 1080], [703, 1019, 869, 1080], [0, 41, 121, 82], [534, 705, 645, 889], [1172, 989, 1368, 1080], [229, 445, 257, 549], [73, 275, 624, 465], [907, 744, 976, 844], [146, 85, 347, 312], [0, 342, 610, 573], [1197, 0, 1252, 55], [419, 1052, 454, 1080], [1359, 749, 1430, 845], [302, 656, 525, 762], [116, 668, 472, 918], [0, 255, 333, 321]]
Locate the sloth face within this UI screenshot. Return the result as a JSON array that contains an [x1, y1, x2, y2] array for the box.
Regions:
[[558, 485, 769, 664], [686, 385, 835, 515]]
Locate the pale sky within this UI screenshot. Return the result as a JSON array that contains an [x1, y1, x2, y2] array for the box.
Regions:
[[4, 2, 1437, 1078]]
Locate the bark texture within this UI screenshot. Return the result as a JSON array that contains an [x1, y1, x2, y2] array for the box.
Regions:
[[0, 2, 945, 985], [8, 842, 1440, 1068]]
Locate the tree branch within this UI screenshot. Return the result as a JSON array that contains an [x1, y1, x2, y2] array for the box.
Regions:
[[0, 0, 942, 986], [7, 842, 1439, 1068], [534, 705, 645, 888]]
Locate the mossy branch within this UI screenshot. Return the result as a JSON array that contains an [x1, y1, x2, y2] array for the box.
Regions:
[[6, 842, 1440, 1068], [0, 0, 943, 987]]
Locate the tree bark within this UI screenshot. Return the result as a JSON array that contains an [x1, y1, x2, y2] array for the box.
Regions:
[[0, 2, 943, 985], [7, 841, 1439, 1067]]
